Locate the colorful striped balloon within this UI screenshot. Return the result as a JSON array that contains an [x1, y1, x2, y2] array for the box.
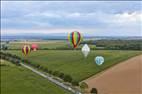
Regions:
[[68, 31, 82, 48], [22, 45, 31, 56]]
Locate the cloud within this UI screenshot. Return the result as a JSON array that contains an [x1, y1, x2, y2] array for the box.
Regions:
[[1, 1, 142, 36], [107, 12, 141, 24]]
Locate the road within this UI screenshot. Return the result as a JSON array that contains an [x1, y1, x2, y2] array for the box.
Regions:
[[20, 63, 82, 94]]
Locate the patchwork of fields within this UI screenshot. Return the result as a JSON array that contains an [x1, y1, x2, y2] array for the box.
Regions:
[[4, 41, 68, 49], [84, 55, 142, 94], [6, 50, 142, 82], [1, 41, 142, 94], [1, 41, 95, 50]]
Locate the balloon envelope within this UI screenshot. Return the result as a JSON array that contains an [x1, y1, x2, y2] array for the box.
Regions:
[[81, 44, 90, 58], [31, 44, 38, 51], [95, 56, 104, 65], [68, 31, 82, 48], [22, 45, 31, 56]]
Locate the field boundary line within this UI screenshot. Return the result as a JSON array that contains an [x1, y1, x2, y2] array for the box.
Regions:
[[83, 54, 142, 82]]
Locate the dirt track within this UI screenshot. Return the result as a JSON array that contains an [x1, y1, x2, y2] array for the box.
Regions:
[[84, 55, 142, 94]]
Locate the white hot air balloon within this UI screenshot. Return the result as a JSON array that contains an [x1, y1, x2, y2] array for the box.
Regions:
[[81, 44, 90, 58]]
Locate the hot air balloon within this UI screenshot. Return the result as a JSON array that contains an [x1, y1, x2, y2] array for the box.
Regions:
[[82, 44, 90, 58], [31, 44, 38, 51], [22, 45, 31, 56], [68, 31, 82, 48], [95, 56, 104, 66]]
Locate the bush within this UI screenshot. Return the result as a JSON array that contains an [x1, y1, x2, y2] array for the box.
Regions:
[[0, 52, 20, 66], [35, 64, 41, 69], [80, 82, 88, 89], [39, 66, 44, 70], [90, 88, 98, 94], [63, 74, 72, 82], [43, 68, 48, 72], [48, 70, 53, 74], [29, 63, 34, 66], [52, 71, 59, 76], [59, 72, 64, 79], [71, 80, 79, 86]]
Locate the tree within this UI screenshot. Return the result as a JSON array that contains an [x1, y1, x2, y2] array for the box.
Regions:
[[43, 68, 48, 73], [39, 66, 44, 70], [63, 74, 72, 82], [90, 88, 98, 94], [52, 71, 59, 76], [71, 80, 79, 86], [80, 82, 88, 89], [80, 82, 88, 93], [59, 72, 64, 79], [48, 70, 53, 74], [1, 44, 8, 50], [35, 64, 40, 69]]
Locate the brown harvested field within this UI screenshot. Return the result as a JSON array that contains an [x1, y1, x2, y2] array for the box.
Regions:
[[84, 55, 142, 94]]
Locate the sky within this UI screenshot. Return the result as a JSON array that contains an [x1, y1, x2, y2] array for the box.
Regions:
[[1, 1, 142, 36]]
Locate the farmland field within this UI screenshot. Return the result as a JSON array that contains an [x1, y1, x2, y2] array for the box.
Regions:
[[6, 50, 142, 82], [2, 41, 68, 49], [1, 40, 96, 50], [84, 55, 142, 94], [0, 60, 71, 94]]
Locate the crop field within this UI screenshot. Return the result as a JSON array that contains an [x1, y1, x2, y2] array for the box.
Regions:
[[0, 60, 71, 94], [2, 1, 142, 94], [6, 50, 142, 82], [2, 41, 68, 49], [84, 55, 142, 94], [1, 40, 97, 50]]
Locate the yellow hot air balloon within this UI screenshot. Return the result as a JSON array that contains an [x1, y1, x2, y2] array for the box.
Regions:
[[22, 45, 31, 56]]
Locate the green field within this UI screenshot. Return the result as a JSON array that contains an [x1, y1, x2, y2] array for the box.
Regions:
[[2, 41, 68, 49], [1, 41, 95, 50], [0, 60, 71, 94], [6, 50, 142, 82]]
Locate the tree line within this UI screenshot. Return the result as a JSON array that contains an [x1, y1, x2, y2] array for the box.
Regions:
[[1, 51, 98, 94], [0, 51, 79, 86], [1, 39, 141, 51], [0, 51, 21, 66], [81, 39, 142, 50]]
